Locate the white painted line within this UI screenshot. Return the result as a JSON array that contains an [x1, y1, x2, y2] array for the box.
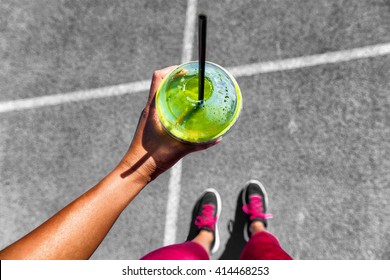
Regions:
[[163, 161, 183, 246], [163, 0, 198, 246], [228, 42, 390, 77], [1, 43, 390, 114], [181, 0, 197, 64], [0, 80, 150, 113]]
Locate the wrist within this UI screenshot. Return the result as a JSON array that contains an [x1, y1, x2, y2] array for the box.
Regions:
[[118, 149, 158, 185]]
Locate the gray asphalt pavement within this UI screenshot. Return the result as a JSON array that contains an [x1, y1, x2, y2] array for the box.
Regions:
[[1, 0, 389, 259]]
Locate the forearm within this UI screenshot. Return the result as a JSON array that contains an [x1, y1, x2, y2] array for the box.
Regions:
[[0, 162, 148, 260]]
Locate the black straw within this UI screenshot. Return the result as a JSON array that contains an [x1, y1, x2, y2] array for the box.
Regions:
[[198, 14, 207, 103]]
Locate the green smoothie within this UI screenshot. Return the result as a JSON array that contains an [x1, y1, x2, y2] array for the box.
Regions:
[[156, 61, 242, 143]]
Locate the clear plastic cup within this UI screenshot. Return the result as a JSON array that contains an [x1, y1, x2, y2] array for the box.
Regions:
[[156, 61, 242, 144]]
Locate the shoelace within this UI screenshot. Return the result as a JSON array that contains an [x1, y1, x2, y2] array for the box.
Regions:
[[242, 195, 273, 221], [195, 204, 217, 231]]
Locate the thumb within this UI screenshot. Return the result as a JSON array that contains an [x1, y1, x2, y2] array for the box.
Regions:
[[147, 65, 178, 105]]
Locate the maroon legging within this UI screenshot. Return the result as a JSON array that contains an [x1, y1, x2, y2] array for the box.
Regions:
[[141, 231, 292, 260]]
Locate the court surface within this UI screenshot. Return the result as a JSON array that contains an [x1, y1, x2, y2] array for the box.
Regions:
[[1, 0, 390, 259]]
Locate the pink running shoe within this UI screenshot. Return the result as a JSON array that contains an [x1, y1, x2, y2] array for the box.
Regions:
[[186, 188, 221, 254], [242, 179, 273, 241]]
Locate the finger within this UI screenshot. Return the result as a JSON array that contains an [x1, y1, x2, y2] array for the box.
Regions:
[[147, 65, 178, 104]]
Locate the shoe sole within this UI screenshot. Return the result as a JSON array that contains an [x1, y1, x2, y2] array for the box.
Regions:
[[203, 188, 222, 254], [241, 179, 269, 242]]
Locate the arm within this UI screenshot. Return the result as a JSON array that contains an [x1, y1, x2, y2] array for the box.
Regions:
[[0, 66, 219, 259]]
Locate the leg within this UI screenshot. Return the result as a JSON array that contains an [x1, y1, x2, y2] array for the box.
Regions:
[[140, 188, 221, 260], [140, 241, 209, 260], [240, 221, 292, 260], [239, 180, 292, 260], [192, 230, 214, 255]]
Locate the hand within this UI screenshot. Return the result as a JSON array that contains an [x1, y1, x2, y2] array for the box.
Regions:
[[120, 66, 221, 182]]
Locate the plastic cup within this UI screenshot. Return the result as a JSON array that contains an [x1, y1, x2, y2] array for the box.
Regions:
[[156, 61, 242, 144]]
